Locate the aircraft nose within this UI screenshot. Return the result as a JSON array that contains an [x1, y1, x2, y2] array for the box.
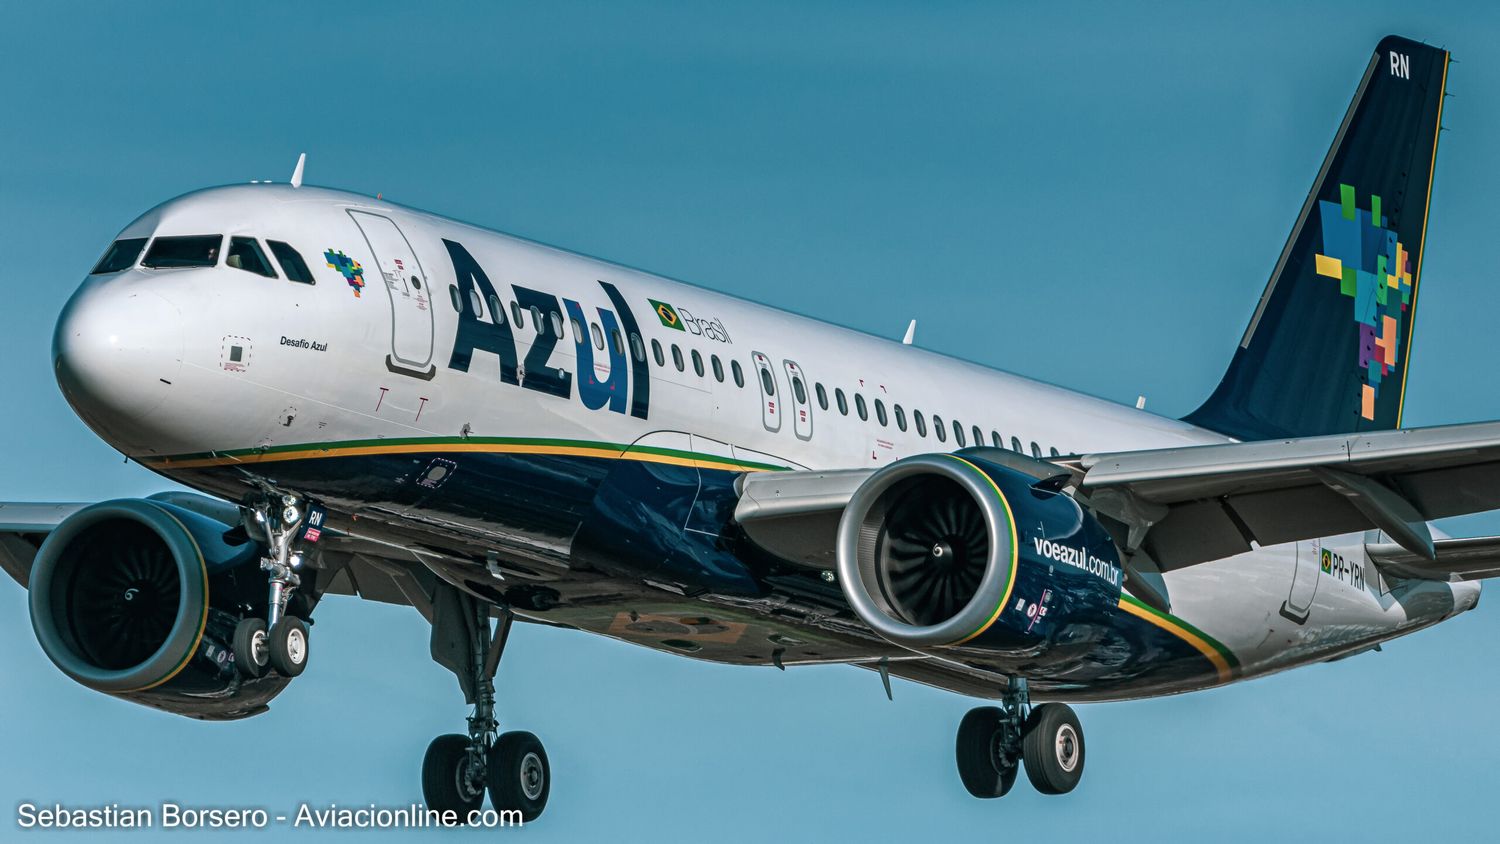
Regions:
[[53, 283, 184, 444]]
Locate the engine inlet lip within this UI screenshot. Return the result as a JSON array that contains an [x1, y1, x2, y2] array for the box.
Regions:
[[29, 499, 208, 693], [836, 454, 1017, 648]]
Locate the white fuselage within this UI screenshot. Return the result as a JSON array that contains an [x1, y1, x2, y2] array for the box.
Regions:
[[56, 183, 1478, 700]]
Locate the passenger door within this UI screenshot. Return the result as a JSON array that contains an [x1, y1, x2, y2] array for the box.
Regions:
[[348, 210, 434, 377], [750, 351, 782, 433], [782, 359, 813, 440]]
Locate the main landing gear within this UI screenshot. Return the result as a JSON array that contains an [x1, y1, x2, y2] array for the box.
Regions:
[[955, 680, 1085, 798], [422, 588, 550, 823], [232, 492, 313, 679]]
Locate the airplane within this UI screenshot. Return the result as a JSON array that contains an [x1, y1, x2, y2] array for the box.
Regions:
[[1, 34, 1490, 822]]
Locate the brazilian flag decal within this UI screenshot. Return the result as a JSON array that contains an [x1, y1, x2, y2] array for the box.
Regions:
[[650, 299, 685, 331]]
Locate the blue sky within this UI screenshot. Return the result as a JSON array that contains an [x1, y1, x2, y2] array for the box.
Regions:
[[3, 1, 1500, 839]]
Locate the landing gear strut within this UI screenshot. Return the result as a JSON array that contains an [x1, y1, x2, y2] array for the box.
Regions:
[[955, 680, 1085, 798], [422, 588, 550, 823], [232, 492, 313, 679]]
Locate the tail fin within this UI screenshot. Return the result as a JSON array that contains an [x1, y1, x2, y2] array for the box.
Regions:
[[1185, 36, 1449, 440]]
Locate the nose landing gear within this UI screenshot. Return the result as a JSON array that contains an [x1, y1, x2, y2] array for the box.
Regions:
[[955, 680, 1086, 798], [231, 492, 315, 679], [421, 586, 550, 823]]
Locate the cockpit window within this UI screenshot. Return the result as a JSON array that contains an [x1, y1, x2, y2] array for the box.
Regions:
[[142, 235, 222, 268], [91, 238, 148, 274], [227, 237, 277, 278], [267, 240, 314, 284]]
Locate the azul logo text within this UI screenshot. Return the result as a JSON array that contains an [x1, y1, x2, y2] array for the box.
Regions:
[[444, 239, 651, 420]]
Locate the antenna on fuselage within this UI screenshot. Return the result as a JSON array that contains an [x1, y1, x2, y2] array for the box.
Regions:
[[902, 319, 916, 345], [290, 153, 306, 188]]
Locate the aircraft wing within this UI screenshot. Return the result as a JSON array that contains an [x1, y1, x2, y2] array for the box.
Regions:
[[735, 420, 1500, 581], [1077, 420, 1500, 570], [0, 497, 438, 618], [0, 503, 86, 586]]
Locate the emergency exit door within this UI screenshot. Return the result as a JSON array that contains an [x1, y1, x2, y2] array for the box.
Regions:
[[349, 210, 434, 378]]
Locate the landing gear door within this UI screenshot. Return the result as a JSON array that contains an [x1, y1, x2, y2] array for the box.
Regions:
[[751, 351, 781, 433], [782, 359, 812, 441], [348, 210, 435, 378]]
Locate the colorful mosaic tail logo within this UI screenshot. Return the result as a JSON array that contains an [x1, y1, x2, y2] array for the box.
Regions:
[[1312, 184, 1413, 421], [325, 249, 366, 297]]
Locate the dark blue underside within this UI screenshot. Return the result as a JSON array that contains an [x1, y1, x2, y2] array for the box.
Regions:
[[163, 448, 1227, 698]]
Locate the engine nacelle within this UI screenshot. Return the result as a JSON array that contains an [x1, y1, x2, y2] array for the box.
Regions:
[[28, 497, 290, 720], [836, 452, 1124, 653]]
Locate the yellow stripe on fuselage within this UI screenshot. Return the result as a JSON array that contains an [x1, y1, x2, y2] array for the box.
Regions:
[[144, 442, 776, 474], [1117, 597, 1233, 683]]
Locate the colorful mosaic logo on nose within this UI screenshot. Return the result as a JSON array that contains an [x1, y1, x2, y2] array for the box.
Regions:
[[325, 249, 365, 297], [1312, 184, 1413, 420]]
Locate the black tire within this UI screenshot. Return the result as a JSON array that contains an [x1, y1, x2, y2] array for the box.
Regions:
[[487, 731, 550, 822], [1022, 703, 1085, 795], [267, 616, 309, 677], [955, 706, 1019, 798], [422, 734, 484, 822], [232, 617, 269, 678]]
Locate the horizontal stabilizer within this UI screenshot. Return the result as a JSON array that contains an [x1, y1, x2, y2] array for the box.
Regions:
[[1368, 536, 1500, 581]]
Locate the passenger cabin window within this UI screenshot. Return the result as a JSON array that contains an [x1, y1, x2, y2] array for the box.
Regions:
[[875, 399, 888, 427], [672, 344, 685, 372], [855, 394, 868, 421], [449, 285, 462, 312], [691, 349, 705, 377], [630, 333, 646, 362], [934, 415, 947, 442], [792, 376, 807, 404], [142, 235, 221, 268], [528, 306, 543, 333], [91, 238, 148, 274], [511, 302, 526, 329], [914, 410, 927, 437], [590, 322, 603, 349], [267, 240, 314, 283], [571, 318, 585, 344], [611, 330, 624, 357], [711, 355, 724, 382], [1050, 447, 1061, 458], [1031, 442, 1042, 459], [953, 421, 966, 446], [1011, 436, 1023, 453], [835, 389, 848, 415], [815, 383, 828, 410], [469, 289, 484, 315], [992, 431, 1003, 448], [652, 339, 665, 366], [225, 237, 276, 277], [489, 294, 506, 324], [894, 404, 907, 432], [759, 366, 775, 394], [973, 426, 984, 448], [549, 311, 564, 338], [731, 360, 745, 388]]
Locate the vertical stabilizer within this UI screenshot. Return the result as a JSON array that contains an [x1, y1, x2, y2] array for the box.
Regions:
[[1186, 36, 1448, 440]]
